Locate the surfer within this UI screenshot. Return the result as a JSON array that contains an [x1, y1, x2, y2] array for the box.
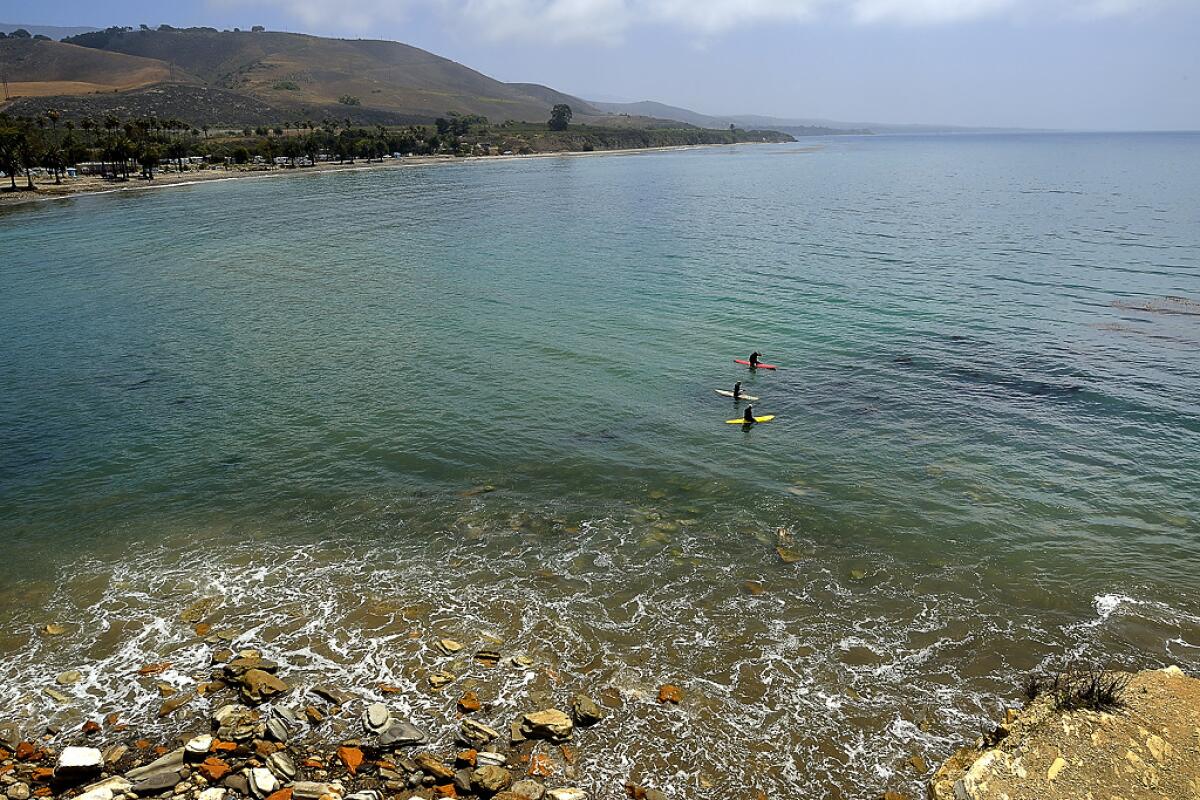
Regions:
[[749, 352, 761, 368], [743, 405, 756, 425], [733, 381, 743, 400]]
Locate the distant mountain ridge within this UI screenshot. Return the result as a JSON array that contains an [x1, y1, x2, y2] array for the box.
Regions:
[[0, 23, 101, 40]]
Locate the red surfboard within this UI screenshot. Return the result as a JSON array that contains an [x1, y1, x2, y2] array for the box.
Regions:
[[735, 359, 778, 370]]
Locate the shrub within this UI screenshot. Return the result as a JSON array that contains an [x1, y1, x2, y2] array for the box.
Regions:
[[1024, 667, 1129, 712]]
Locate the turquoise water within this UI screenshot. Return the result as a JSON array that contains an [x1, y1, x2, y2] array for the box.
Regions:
[[2, 133, 1199, 798]]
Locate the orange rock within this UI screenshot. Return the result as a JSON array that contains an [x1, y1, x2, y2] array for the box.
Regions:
[[305, 706, 325, 724], [104, 712, 121, 726], [0, 765, 12, 777], [456, 750, 477, 767], [137, 662, 172, 676], [152, 746, 169, 755], [197, 758, 231, 782], [255, 740, 280, 756], [432, 785, 457, 798], [81, 720, 102, 735], [265, 790, 293, 800], [457, 691, 482, 714], [378, 683, 404, 694], [744, 580, 765, 595], [195, 623, 212, 636], [337, 746, 363, 775], [33, 789, 52, 797], [527, 754, 554, 778], [134, 739, 151, 750], [15, 742, 36, 760], [559, 744, 576, 765], [657, 684, 683, 704], [32, 767, 54, 782], [0, 748, 9, 760], [302, 758, 324, 769], [211, 740, 237, 752]]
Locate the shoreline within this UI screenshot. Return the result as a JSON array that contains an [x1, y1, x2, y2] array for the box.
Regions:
[[0, 142, 796, 210]]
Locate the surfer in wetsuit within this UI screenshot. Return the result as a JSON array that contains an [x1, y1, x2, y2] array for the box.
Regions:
[[743, 405, 755, 424], [733, 381, 743, 400], [749, 352, 761, 368]]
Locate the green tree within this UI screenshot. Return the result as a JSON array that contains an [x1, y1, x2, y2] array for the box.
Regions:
[[548, 104, 573, 131], [138, 145, 160, 179]]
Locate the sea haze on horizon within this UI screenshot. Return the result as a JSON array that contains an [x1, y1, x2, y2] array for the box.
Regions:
[[0, 132, 1198, 799]]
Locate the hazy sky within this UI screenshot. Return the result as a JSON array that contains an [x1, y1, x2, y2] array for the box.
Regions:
[[7, 0, 1199, 129]]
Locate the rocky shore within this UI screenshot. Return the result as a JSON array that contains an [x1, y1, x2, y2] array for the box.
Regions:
[[1, 627, 686, 800], [930, 666, 1200, 800]]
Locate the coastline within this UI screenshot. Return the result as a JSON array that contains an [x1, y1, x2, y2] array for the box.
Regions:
[[0, 142, 801, 210]]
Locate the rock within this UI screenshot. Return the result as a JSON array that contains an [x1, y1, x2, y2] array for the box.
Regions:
[[224, 655, 278, 677], [198, 790, 227, 800], [56, 670, 83, 686], [125, 748, 186, 780], [101, 744, 128, 765], [1047, 756, 1067, 781], [265, 717, 291, 743], [657, 684, 683, 704], [131, 771, 183, 795], [436, 639, 464, 654], [458, 691, 483, 713], [81, 778, 132, 797], [428, 671, 455, 690], [509, 780, 546, 800], [312, 686, 354, 705], [475, 752, 506, 767], [56, 746, 104, 781], [570, 694, 603, 727], [266, 751, 296, 780], [43, 686, 70, 703], [518, 709, 573, 742], [345, 793, 381, 800], [158, 691, 195, 717], [413, 753, 454, 781], [378, 720, 428, 748], [74, 789, 112, 800], [41, 622, 67, 635], [197, 758, 232, 782], [0, 722, 19, 748], [878, 793, 912, 800], [185, 735, 214, 758], [5, 784, 31, 800], [248, 767, 279, 799], [546, 790, 585, 800], [471, 765, 512, 795], [461, 718, 502, 746], [240, 669, 290, 704], [364, 703, 391, 734], [292, 782, 344, 800], [475, 649, 502, 667], [222, 775, 250, 796], [337, 746, 364, 776]]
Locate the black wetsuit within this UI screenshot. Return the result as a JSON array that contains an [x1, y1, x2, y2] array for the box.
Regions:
[[743, 407, 755, 424], [749, 352, 760, 367], [733, 383, 742, 400]]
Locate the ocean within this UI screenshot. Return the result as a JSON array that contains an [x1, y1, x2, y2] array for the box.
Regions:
[[2, 132, 1198, 798]]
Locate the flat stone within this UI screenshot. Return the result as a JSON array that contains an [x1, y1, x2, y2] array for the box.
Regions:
[[460, 719, 501, 745], [131, 771, 183, 795], [125, 748, 186, 781], [475, 752, 506, 767], [546, 790, 586, 800], [292, 782, 344, 800], [198, 790, 227, 800], [267, 751, 296, 780], [570, 694, 603, 727], [364, 703, 391, 734], [56, 747, 104, 780], [239, 669, 290, 704], [222, 774, 250, 796], [248, 767, 279, 799], [185, 735, 213, 757], [471, 765, 512, 795], [224, 656, 279, 677], [344, 793, 380, 800], [413, 753, 454, 781], [5, 784, 31, 800], [428, 672, 455, 690], [73, 789, 111, 800], [56, 670, 84, 686], [378, 720, 428, 748], [81, 778, 132, 797], [436, 639, 464, 654], [509, 780, 546, 800], [0, 722, 20, 748], [265, 718, 291, 743], [158, 691, 195, 717], [518, 709, 573, 742], [312, 686, 354, 705]]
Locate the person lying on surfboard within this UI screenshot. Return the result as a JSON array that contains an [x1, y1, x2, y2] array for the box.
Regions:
[[749, 352, 761, 368], [743, 405, 756, 424], [733, 381, 743, 400]]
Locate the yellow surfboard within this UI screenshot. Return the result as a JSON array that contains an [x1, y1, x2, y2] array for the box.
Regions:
[[726, 415, 776, 424]]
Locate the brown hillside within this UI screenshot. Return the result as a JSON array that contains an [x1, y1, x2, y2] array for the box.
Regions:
[[0, 38, 184, 97], [59, 28, 572, 123]]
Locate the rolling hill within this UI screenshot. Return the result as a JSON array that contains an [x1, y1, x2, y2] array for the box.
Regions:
[[1, 26, 665, 127]]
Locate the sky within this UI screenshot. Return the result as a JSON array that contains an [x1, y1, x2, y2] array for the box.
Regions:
[[4, 0, 1199, 129]]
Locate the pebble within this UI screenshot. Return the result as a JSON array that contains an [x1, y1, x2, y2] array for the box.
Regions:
[[198, 790, 226, 800], [460, 719, 501, 746], [267, 751, 296, 780], [248, 767, 279, 799], [471, 765, 512, 794], [547, 790, 586, 800], [474, 752, 506, 767], [5, 785, 31, 800], [509, 780, 546, 800], [363, 702, 391, 734], [378, 720, 428, 748], [56, 746, 104, 779], [73, 789, 111, 800], [56, 670, 84, 686], [570, 694, 604, 727], [265, 717, 291, 743], [518, 709, 573, 742], [292, 782, 343, 800], [185, 735, 213, 756], [436, 638, 464, 655]]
